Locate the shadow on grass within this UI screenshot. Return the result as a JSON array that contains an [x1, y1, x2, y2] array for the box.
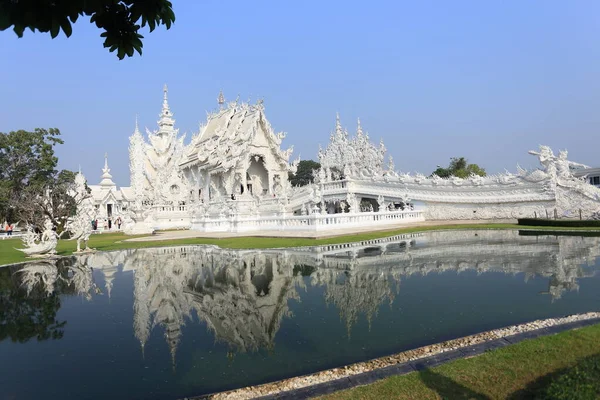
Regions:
[[508, 353, 600, 400], [418, 369, 490, 400]]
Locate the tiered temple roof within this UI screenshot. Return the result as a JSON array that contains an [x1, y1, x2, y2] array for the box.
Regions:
[[181, 99, 294, 172]]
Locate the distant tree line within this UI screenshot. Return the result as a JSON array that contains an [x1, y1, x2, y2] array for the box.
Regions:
[[431, 157, 486, 178]]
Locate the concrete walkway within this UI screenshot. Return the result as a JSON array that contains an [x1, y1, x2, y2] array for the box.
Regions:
[[123, 219, 517, 242]]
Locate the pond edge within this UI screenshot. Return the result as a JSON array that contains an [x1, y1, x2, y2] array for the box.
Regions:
[[193, 312, 600, 400]]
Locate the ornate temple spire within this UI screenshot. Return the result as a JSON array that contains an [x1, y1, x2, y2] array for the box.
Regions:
[[163, 84, 169, 109], [157, 84, 175, 132], [134, 114, 140, 135], [218, 90, 225, 109], [166, 323, 181, 372], [334, 113, 344, 138], [356, 118, 363, 137], [99, 153, 116, 189]]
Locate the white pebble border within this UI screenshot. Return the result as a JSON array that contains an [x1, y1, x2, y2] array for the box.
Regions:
[[208, 311, 600, 400]]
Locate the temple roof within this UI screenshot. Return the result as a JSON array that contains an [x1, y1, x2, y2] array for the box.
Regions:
[[88, 185, 133, 203], [180, 99, 293, 171]]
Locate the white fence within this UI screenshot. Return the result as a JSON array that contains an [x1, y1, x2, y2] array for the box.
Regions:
[[151, 205, 192, 230], [191, 209, 424, 233]]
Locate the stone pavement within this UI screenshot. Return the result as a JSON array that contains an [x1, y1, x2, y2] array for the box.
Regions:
[[123, 219, 517, 242]]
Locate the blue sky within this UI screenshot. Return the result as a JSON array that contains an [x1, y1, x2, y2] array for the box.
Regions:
[[1, 0, 599, 187]]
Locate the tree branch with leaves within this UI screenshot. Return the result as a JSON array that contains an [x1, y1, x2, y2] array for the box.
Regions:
[[0, 0, 175, 59], [0, 128, 79, 231]]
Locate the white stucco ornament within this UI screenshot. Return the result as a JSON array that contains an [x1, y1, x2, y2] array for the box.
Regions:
[[17, 219, 59, 257], [64, 169, 97, 252]]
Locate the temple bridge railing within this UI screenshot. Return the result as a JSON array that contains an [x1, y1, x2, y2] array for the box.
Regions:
[[191, 209, 424, 233]]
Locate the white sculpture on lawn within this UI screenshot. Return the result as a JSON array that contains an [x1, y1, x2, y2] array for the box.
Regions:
[[64, 169, 96, 253], [17, 219, 59, 257]]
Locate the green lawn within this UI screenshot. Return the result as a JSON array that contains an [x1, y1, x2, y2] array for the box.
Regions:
[[322, 323, 600, 400], [2, 223, 600, 266]]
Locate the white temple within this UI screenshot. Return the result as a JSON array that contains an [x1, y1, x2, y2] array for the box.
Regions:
[[88, 153, 133, 222], [85, 85, 600, 234]]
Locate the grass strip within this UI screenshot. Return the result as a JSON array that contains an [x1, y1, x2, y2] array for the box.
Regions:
[[2, 223, 600, 267], [321, 323, 600, 400]]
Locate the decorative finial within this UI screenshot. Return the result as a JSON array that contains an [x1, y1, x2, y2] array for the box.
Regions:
[[162, 85, 169, 110], [104, 153, 109, 170], [218, 90, 225, 108], [78, 164, 82, 174], [157, 84, 174, 129], [135, 114, 139, 132], [335, 112, 342, 135]]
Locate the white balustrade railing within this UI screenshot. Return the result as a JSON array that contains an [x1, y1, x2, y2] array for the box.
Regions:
[[191, 209, 424, 232], [155, 205, 187, 213], [152, 204, 191, 230], [321, 180, 348, 191]]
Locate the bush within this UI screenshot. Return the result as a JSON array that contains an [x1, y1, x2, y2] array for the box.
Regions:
[[517, 218, 600, 227], [519, 230, 600, 238], [543, 355, 600, 400]]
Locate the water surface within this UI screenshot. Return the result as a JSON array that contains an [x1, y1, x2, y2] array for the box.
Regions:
[[1, 230, 599, 399]]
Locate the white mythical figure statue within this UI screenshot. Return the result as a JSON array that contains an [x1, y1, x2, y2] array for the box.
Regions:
[[527, 145, 590, 182], [17, 219, 59, 257], [64, 170, 96, 253], [526, 145, 598, 217]]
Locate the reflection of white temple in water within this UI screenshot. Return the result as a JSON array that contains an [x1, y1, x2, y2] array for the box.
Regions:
[[15, 231, 600, 366]]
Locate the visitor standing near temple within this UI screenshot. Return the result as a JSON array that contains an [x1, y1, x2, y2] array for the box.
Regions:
[[5, 223, 13, 236], [108, 218, 112, 230], [116, 217, 122, 230], [103, 219, 108, 230]]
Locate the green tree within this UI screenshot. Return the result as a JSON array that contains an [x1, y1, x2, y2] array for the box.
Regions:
[[431, 157, 486, 178], [289, 160, 321, 187], [0, 0, 175, 60], [0, 128, 77, 230]]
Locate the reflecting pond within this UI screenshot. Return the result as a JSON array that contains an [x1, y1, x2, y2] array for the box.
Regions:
[[1, 230, 600, 399]]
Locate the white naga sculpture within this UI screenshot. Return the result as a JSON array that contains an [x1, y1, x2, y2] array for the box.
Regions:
[[17, 219, 59, 257], [64, 170, 97, 253]]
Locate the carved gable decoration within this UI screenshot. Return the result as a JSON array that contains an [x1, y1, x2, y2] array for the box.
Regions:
[[181, 101, 294, 172]]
